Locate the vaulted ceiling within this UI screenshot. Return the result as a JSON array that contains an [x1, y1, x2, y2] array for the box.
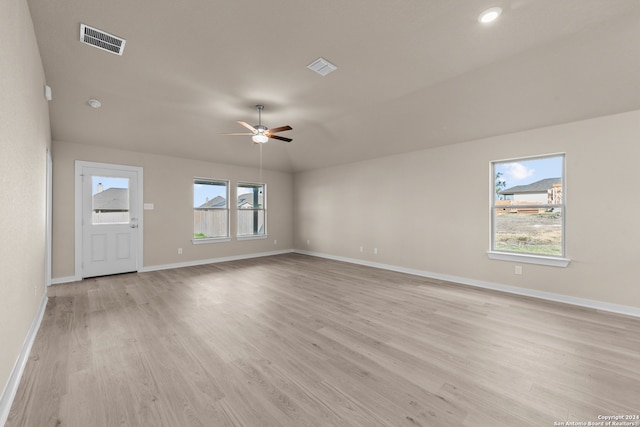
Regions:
[[27, 0, 640, 172]]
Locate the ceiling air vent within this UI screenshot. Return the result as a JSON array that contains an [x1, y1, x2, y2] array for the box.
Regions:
[[80, 23, 126, 56], [307, 57, 337, 76]]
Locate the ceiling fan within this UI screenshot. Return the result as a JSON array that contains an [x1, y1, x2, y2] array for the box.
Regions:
[[223, 105, 292, 144]]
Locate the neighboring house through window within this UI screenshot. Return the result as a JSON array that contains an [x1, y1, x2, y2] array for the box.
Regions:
[[489, 154, 569, 267], [193, 178, 229, 242], [237, 182, 266, 238], [92, 178, 130, 224]]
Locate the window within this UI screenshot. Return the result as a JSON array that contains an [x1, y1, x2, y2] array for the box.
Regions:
[[193, 179, 229, 242], [490, 154, 568, 266], [237, 182, 266, 238], [92, 176, 130, 224]]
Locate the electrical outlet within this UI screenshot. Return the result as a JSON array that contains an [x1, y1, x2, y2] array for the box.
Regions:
[[373, 248, 378, 255], [359, 246, 364, 253], [306, 239, 310, 245], [515, 265, 522, 275], [178, 248, 183, 255], [274, 239, 277, 245]]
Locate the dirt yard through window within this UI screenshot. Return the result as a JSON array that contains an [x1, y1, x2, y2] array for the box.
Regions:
[[494, 211, 562, 255]]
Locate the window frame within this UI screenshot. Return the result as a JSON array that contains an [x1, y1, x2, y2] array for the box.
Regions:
[[236, 181, 267, 240], [192, 177, 231, 244], [487, 153, 570, 267]]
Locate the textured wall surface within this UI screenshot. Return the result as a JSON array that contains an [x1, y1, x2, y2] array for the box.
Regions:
[[0, 0, 50, 404]]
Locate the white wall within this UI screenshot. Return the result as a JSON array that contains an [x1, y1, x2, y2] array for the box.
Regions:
[[293, 110, 640, 309], [0, 0, 50, 410], [51, 141, 294, 279]]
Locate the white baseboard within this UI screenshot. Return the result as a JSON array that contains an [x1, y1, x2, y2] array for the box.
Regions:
[[139, 249, 295, 273], [294, 250, 640, 318], [49, 250, 295, 284], [50, 275, 79, 285], [0, 292, 48, 426], [51, 248, 640, 318]]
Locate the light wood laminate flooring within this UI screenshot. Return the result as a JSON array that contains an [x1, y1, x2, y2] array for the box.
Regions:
[[7, 254, 640, 426]]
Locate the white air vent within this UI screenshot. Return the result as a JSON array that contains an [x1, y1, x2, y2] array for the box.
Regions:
[[80, 23, 126, 56], [307, 57, 337, 76]]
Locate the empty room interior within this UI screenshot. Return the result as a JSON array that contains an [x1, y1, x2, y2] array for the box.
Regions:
[[2, 0, 640, 426]]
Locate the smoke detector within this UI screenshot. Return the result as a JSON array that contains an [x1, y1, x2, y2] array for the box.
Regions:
[[80, 23, 126, 55]]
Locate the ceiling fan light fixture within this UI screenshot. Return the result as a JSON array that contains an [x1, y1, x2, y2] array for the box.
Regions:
[[252, 134, 268, 144], [479, 7, 502, 24]]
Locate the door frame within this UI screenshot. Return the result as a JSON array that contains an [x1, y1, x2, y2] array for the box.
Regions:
[[46, 148, 52, 286], [74, 161, 144, 280]]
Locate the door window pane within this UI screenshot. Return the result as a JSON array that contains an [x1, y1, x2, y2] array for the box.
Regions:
[[92, 176, 130, 224]]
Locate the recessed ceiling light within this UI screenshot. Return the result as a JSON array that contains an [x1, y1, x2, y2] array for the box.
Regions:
[[87, 99, 102, 109], [479, 7, 502, 24]]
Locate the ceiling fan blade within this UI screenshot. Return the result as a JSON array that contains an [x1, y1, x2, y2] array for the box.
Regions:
[[266, 125, 292, 134], [221, 132, 255, 135], [237, 121, 257, 133], [269, 134, 292, 143]]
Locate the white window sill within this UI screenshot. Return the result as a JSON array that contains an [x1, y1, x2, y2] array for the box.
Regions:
[[237, 234, 268, 241], [487, 251, 570, 268], [192, 237, 231, 245]]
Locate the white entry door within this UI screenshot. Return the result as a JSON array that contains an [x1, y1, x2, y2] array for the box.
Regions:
[[79, 163, 142, 278]]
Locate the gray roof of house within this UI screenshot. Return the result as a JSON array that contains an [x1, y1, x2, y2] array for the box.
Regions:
[[237, 193, 263, 208], [499, 177, 561, 195], [93, 188, 128, 210], [198, 196, 226, 208], [196, 193, 264, 209]]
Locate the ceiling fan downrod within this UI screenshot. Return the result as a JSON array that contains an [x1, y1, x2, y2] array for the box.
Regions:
[[256, 104, 264, 130]]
